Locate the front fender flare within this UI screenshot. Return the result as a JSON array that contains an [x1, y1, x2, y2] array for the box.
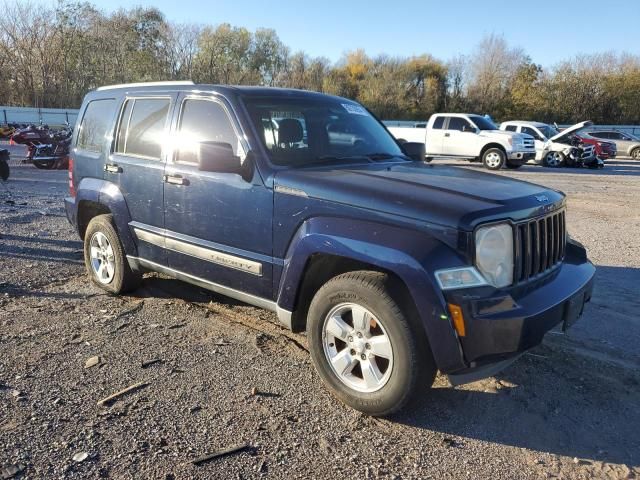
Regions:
[[277, 216, 467, 373]]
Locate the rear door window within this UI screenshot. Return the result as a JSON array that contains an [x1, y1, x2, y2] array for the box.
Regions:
[[114, 98, 170, 160], [432, 117, 445, 129], [77, 99, 116, 152]]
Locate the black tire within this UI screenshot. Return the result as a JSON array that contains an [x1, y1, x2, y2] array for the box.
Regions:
[[505, 160, 523, 169], [306, 271, 436, 416], [0, 160, 9, 181], [543, 151, 565, 168], [33, 160, 55, 169], [424, 156, 433, 163], [564, 155, 576, 168], [481, 148, 506, 170], [631, 147, 640, 160], [83, 214, 141, 294]]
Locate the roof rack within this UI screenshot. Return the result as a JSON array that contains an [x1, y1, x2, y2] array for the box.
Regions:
[[96, 81, 195, 91]]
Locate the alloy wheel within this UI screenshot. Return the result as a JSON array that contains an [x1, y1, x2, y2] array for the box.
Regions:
[[89, 231, 116, 284], [322, 303, 394, 393], [546, 152, 563, 167]]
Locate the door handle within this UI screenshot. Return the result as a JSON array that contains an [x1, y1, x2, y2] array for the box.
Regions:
[[104, 163, 122, 173], [164, 174, 189, 186], [444, 133, 450, 137]]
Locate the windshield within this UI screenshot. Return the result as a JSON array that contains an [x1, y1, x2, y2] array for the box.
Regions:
[[470, 116, 498, 131], [242, 96, 405, 167], [540, 125, 559, 138]]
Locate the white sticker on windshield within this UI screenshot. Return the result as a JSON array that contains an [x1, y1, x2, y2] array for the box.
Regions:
[[342, 103, 369, 116]]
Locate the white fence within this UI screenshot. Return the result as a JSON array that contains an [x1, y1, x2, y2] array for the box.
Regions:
[[1, 105, 79, 127]]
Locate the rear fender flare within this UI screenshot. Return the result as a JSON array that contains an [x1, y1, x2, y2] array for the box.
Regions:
[[76, 178, 137, 256]]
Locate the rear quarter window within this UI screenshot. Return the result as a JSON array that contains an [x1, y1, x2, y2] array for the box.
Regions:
[[76, 99, 117, 152]]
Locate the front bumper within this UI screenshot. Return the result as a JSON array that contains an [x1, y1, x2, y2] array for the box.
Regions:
[[508, 150, 536, 161], [443, 242, 595, 381]]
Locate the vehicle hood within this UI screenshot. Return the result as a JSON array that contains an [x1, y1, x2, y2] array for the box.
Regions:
[[274, 161, 564, 231], [549, 120, 593, 143]]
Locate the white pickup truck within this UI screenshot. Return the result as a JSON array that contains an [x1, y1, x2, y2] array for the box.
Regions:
[[388, 113, 536, 170]]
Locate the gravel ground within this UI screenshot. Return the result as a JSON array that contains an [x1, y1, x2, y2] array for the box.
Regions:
[[0, 159, 639, 479]]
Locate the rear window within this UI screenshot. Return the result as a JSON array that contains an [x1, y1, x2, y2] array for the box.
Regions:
[[504, 125, 517, 132], [77, 99, 116, 152], [115, 98, 170, 159]]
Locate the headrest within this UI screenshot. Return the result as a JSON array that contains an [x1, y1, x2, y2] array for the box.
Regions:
[[278, 118, 303, 145]]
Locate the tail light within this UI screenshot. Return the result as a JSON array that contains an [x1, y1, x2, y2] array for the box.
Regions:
[[68, 157, 76, 197]]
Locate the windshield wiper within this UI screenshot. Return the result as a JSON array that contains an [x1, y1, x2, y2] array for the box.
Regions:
[[362, 152, 396, 161]]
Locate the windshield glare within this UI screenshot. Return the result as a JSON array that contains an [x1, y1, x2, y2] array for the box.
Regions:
[[470, 116, 498, 131], [242, 97, 404, 166]]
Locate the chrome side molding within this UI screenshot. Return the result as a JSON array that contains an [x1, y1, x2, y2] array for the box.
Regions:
[[133, 227, 262, 276], [126, 256, 292, 329]]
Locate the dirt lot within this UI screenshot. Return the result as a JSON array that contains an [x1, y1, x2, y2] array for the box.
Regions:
[[1, 158, 639, 479]]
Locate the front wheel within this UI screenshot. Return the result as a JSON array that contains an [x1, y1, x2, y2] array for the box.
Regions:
[[482, 148, 506, 170], [631, 147, 640, 160], [84, 214, 141, 294], [307, 271, 436, 416], [543, 151, 565, 168]]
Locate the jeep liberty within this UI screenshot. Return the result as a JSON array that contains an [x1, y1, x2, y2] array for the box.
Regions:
[[65, 82, 595, 415]]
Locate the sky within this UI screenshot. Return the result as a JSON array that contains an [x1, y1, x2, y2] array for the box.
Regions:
[[40, 0, 640, 66]]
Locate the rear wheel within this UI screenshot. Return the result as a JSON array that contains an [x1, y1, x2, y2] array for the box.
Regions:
[[482, 148, 506, 170], [631, 147, 640, 160], [33, 160, 55, 169], [84, 214, 141, 294], [307, 271, 436, 416], [543, 151, 565, 167]]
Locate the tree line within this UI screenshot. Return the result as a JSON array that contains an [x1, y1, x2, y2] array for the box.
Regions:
[[1, 1, 639, 125]]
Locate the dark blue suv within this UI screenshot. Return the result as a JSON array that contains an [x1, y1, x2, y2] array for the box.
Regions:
[[65, 82, 595, 416]]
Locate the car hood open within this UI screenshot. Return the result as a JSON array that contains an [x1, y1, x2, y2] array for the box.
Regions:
[[549, 120, 594, 143]]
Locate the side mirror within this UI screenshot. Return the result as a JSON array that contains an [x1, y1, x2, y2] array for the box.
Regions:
[[197, 141, 242, 173], [401, 142, 426, 161]]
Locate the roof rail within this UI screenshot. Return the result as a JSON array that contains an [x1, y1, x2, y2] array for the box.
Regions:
[[96, 81, 195, 91]]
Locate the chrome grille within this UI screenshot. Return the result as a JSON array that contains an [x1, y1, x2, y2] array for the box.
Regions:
[[581, 145, 595, 159], [522, 138, 535, 149], [515, 209, 566, 283]]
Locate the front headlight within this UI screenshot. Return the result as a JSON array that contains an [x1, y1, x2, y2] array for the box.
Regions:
[[475, 223, 514, 288]]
